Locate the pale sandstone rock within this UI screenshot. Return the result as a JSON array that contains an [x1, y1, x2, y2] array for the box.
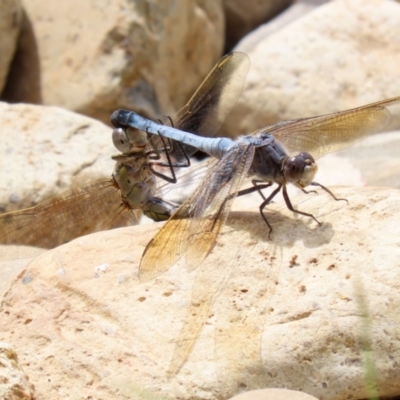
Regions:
[[228, 388, 319, 400], [236, 0, 329, 53], [0, 102, 115, 213], [0, 0, 21, 93], [4, 0, 224, 124], [223, 0, 293, 50], [0, 342, 34, 400], [321, 130, 400, 189], [0, 187, 399, 399], [223, 0, 400, 137]]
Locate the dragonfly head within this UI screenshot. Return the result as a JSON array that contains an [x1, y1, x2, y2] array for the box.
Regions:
[[283, 152, 317, 188], [112, 127, 148, 153]]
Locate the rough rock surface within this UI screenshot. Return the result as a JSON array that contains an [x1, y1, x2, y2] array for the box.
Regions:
[[3, 0, 224, 124], [0, 102, 115, 213], [1, 186, 399, 400], [236, 0, 329, 53], [224, 0, 400, 136], [0, 342, 34, 399], [0, 0, 21, 93]]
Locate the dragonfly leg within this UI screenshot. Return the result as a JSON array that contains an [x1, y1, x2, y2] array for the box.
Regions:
[[147, 131, 191, 168], [236, 181, 272, 198], [235, 182, 283, 239], [282, 184, 321, 226], [147, 131, 192, 183], [310, 182, 349, 203], [251, 179, 273, 201], [259, 184, 283, 239], [210, 182, 274, 232], [301, 188, 318, 195]]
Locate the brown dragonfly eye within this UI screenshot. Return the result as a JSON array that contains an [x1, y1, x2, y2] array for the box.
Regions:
[[284, 152, 317, 187]]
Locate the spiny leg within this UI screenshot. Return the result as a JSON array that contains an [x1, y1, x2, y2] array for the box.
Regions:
[[250, 179, 273, 201], [259, 184, 284, 240], [235, 181, 282, 239], [147, 130, 191, 184], [310, 182, 348, 203], [282, 184, 321, 226]]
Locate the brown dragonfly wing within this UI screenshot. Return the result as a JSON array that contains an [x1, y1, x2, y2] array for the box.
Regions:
[[262, 96, 400, 159], [0, 180, 140, 260], [184, 143, 255, 270], [139, 143, 254, 281], [151, 52, 250, 167], [139, 217, 191, 282]]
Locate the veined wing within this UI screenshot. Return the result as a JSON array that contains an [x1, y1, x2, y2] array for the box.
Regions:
[[0, 181, 140, 260], [139, 143, 254, 282], [261, 96, 400, 159], [152, 52, 250, 164], [156, 158, 218, 205]]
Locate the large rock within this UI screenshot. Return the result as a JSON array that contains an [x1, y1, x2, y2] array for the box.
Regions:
[[223, 0, 293, 50], [0, 0, 21, 93], [0, 342, 34, 399], [236, 0, 329, 53], [1, 186, 399, 399], [224, 0, 400, 136], [2, 0, 224, 124], [0, 102, 115, 213]]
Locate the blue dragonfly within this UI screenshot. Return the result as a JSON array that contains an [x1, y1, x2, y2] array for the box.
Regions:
[[112, 95, 400, 281]]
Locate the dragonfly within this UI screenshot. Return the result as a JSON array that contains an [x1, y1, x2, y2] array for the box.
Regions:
[[0, 52, 250, 260], [112, 95, 400, 281]]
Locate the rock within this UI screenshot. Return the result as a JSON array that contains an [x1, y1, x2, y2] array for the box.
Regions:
[[223, 0, 293, 51], [3, 0, 224, 124], [0, 342, 34, 399], [0, 255, 38, 298], [0, 0, 21, 93], [1, 186, 399, 399], [320, 130, 400, 189], [223, 0, 400, 136], [227, 388, 319, 400], [236, 0, 329, 53], [0, 102, 115, 213]]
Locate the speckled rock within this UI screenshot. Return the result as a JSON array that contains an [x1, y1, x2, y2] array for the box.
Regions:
[[1, 186, 399, 399], [0, 342, 34, 400], [224, 0, 400, 137], [3, 0, 224, 124], [0, 102, 115, 213]]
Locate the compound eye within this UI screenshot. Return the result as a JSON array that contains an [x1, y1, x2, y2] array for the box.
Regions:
[[284, 156, 305, 182], [112, 128, 131, 153], [299, 152, 315, 164]]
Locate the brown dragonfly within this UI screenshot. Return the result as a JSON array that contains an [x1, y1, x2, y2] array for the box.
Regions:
[[112, 94, 400, 281], [0, 52, 250, 260]]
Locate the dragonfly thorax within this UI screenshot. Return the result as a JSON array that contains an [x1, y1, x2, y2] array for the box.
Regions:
[[113, 157, 157, 209], [283, 152, 317, 188], [249, 135, 287, 183]]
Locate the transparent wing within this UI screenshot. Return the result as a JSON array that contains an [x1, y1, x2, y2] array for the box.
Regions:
[[261, 96, 400, 159], [184, 143, 254, 270], [156, 158, 218, 205], [151, 52, 250, 168], [139, 143, 254, 281], [0, 181, 141, 260]]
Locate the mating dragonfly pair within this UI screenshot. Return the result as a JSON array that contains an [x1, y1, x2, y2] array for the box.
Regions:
[[1, 52, 399, 276]]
